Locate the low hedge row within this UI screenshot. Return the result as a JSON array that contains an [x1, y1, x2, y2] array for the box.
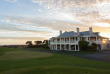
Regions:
[[27, 44, 49, 49]]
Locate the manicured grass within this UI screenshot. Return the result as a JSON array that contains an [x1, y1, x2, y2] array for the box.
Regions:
[[0, 48, 110, 74], [0, 51, 53, 60]]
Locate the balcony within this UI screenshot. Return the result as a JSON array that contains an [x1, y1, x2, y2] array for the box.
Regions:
[[65, 41, 69, 43], [50, 40, 78, 44]]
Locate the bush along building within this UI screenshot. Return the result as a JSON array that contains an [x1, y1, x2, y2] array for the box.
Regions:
[[49, 27, 110, 51]]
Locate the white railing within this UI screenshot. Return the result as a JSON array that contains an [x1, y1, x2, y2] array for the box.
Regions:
[[61, 41, 64, 43], [50, 40, 79, 44], [65, 41, 69, 43], [70, 41, 77, 43]]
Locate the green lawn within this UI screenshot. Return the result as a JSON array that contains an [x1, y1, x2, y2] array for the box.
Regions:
[[0, 51, 53, 60], [0, 48, 110, 74]]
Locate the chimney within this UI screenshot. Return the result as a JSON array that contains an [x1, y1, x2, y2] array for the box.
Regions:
[[77, 28, 80, 35], [60, 30, 62, 35], [89, 27, 93, 35]]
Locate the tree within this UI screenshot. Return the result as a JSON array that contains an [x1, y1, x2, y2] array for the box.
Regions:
[[78, 40, 89, 51], [34, 41, 42, 45], [92, 43, 97, 49], [43, 40, 48, 45], [26, 41, 33, 47]]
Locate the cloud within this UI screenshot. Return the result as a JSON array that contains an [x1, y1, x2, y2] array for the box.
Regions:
[[1, 0, 110, 39], [1, 15, 89, 31], [30, 0, 110, 27], [93, 23, 110, 27], [6, 0, 18, 3], [0, 16, 55, 33], [31, 0, 110, 9]]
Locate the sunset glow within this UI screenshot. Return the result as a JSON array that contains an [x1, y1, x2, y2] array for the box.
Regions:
[[0, 0, 110, 45]]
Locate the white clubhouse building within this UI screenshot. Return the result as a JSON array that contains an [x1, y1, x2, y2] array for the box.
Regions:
[[49, 27, 110, 51]]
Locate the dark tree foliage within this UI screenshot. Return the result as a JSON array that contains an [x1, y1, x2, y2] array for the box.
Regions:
[[78, 40, 89, 51], [92, 43, 97, 49], [26, 41, 32, 46], [88, 43, 98, 51], [43, 40, 49, 45], [26, 41, 33, 47], [34, 41, 42, 45]]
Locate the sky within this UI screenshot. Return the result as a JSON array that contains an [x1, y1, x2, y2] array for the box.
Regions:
[[0, 0, 110, 45]]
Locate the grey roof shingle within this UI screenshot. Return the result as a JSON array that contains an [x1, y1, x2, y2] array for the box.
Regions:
[[55, 31, 99, 38], [80, 31, 90, 35], [57, 31, 77, 38]]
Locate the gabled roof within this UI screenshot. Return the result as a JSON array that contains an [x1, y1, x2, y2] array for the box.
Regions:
[[80, 31, 90, 35], [52, 31, 100, 38], [57, 31, 77, 38], [80, 31, 99, 36]]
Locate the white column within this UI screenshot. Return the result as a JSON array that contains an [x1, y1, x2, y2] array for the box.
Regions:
[[56, 44, 57, 50], [64, 45, 65, 50], [60, 44, 61, 50], [53, 45, 54, 50], [64, 38, 66, 50], [51, 45, 53, 50], [75, 45, 76, 51], [56, 38, 57, 43], [78, 37, 80, 41], [64, 44, 66, 50], [69, 45, 71, 51], [60, 38, 61, 50], [64, 38, 65, 44], [52, 45, 53, 50], [77, 37, 80, 43], [51, 45, 52, 50], [69, 37, 70, 43], [78, 45, 80, 51]]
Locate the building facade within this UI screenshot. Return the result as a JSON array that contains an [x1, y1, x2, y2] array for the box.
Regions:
[[49, 27, 110, 51]]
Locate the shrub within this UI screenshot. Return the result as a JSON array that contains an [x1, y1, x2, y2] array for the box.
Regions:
[[27, 44, 49, 49], [78, 40, 89, 51], [92, 43, 97, 49], [87, 45, 97, 51]]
